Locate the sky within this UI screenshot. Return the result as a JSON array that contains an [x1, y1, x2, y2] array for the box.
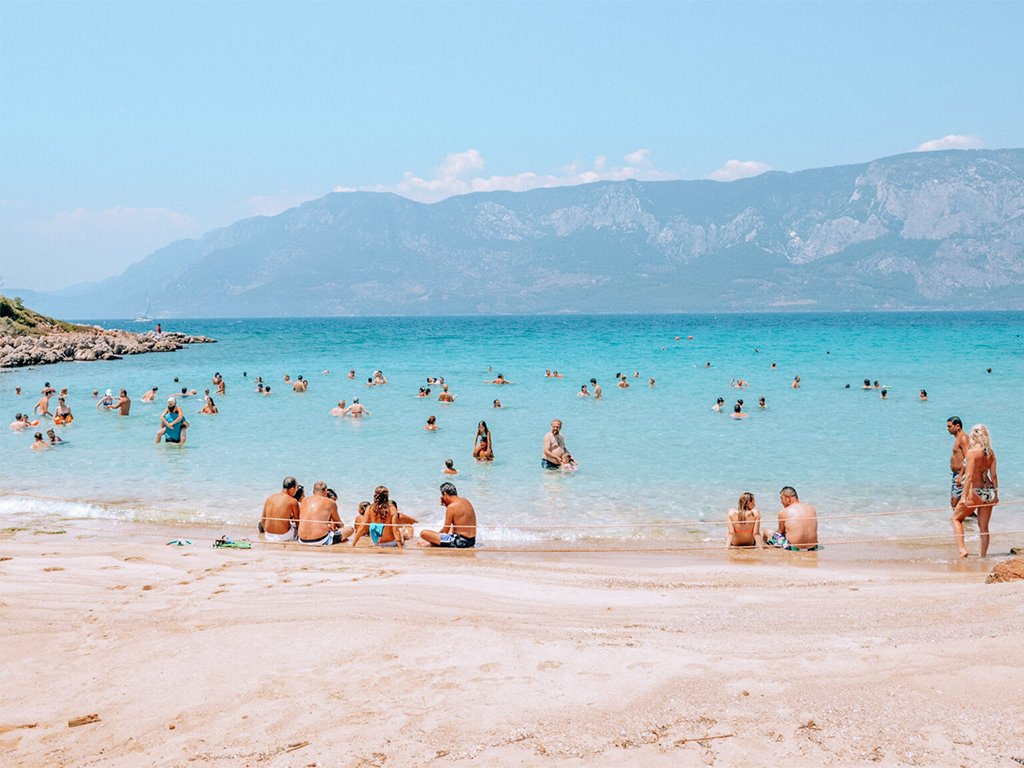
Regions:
[[1, 0, 1022, 291]]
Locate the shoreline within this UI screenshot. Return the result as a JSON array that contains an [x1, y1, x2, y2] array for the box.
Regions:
[[2, 513, 1022, 766]]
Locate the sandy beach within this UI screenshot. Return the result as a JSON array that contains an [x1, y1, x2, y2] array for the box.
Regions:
[[2, 517, 1023, 768]]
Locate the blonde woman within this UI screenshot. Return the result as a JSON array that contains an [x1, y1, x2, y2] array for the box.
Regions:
[[952, 424, 998, 558], [727, 492, 761, 547]]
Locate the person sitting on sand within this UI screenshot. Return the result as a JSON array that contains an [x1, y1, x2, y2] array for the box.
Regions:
[[388, 499, 417, 542], [297, 481, 352, 545], [419, 482, 477, 549], [141, 387, 158, 403], [31, 431, 50, 451], [155, 397, 188, 445], [330, 400, 348, 417], [727, 492, 761, 547], [952, 424, 998, 558], [443, 458, 457, 475], [351, 486, 404, 547], [473, 420, 493, 461], [259, 476, 301, 541], [763, 486, 819, 551]]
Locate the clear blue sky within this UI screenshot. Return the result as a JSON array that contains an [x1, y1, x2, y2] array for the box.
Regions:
[[2, 0, 1022, 290]]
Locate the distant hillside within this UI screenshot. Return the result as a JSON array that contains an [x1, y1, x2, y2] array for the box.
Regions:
[[0, 294, 93, 335], [13, 148, 1024, 316]]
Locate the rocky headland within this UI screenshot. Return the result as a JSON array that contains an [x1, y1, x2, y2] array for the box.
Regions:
[[0, 295, 214, 368]]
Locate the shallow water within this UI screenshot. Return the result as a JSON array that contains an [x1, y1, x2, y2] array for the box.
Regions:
[[1, 313, 1021, 543]]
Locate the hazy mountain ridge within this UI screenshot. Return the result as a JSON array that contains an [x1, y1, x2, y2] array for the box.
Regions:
[[12, 149, 1024, 317]]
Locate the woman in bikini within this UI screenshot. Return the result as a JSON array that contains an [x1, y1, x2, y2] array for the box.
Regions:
[[473, 421, 494, 461], [952, 424, 998, 558], [727, 492, 761, 547]]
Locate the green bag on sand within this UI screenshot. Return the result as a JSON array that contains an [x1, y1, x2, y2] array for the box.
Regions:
[[213, 536, 252, 549]]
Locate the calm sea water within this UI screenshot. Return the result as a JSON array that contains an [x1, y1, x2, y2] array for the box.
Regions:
[[1, 313, 1021, 543]]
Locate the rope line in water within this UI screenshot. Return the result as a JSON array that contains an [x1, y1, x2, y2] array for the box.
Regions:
[[2, 490, 1020, 530]]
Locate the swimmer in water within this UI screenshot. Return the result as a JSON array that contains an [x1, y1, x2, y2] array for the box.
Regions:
[[792, 375, 801, 389], [330, 400, 348, 416], [31, 432, 50, 451], [443, 458, 457, 475], [46, 428, 63, 444], [346, 398, 370, 416], [591, 378, 602, 399], [758, 396, 766, 409], [488, 373, 511, 384], [731, 403, 748, 420], [493, 399, 502, 408], [578, 384, 590, 397], [425, 415, 437, 431], [919, 389, 928, 401], [713, 397, 725, 412], [141, 387, 158, 402]]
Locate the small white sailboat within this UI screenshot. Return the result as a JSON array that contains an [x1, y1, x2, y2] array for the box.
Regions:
[[134, 297, 153, 323]]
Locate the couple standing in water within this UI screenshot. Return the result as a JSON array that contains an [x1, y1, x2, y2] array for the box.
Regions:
[[948, 419, 999, 558]]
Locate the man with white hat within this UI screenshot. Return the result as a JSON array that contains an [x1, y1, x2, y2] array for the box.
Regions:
[[155, 396, 189, 445]]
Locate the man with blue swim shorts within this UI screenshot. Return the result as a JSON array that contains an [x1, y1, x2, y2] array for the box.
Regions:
[[947, 417, 969, 510], [419, 482, 477, 549]]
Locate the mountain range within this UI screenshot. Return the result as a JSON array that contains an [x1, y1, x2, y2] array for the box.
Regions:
[[10, 148, 1024, 317]]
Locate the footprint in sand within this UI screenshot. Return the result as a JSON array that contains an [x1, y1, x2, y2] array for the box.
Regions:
[[537, 660, 562, 671], [108, 585, 128, 591], [479, 662, 500, 673], [124, 556, 145, 563], [42, 566, 64, 572]]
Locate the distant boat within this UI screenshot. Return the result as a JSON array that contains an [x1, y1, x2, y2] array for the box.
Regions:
[[133, 298, 153, 323]]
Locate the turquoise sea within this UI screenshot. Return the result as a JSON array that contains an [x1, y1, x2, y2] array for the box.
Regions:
[[1, 313, 1021, 545]]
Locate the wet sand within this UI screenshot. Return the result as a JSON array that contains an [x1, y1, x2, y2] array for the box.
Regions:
[[2, 516, 1023, 767]]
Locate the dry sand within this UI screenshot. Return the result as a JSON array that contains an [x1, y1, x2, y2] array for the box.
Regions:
[[2, 519, 1023, 767]]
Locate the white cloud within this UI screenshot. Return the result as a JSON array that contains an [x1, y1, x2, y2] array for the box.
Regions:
[[913, 134, 984, 152], [708, 159, 773, 182], [335, 149, 680, 203], [1, 205, 203, 290]]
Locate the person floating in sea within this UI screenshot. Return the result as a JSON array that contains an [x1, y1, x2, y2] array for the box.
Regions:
[[155, 397, 188, 445], [260, 476, 300, 541], [487, 373, 511, 384], [731, 402, 747, 420], [298, 481, 352, 545], [763, 486, 819, 551], [31, 432, 50, 451], [758, 396, 766, 409], [443, 458, 457, 475], [419, 482, 477, 549], [578, 384, 590, 397], [437, 385, 455, 403], [880, 389, 888, 400], [791, 375, 801, 389], [952, 424, 998, 558], [727, 492, 761, 547], [492, 399, 502, 408], [46, 428, 63, 445], [542, 419, 567, 470], [712, 397, 725, 412], [919, 389, 928, 401], [141, 387, 158, 403], [425, 415, 437, 431]]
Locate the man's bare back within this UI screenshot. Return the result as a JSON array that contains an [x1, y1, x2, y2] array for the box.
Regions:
[[297, 494, 340, 541], [778, 501, 818, 548], [261, 490, 299, 536]]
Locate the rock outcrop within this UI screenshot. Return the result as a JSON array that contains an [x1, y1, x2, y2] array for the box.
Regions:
[[0, 329, 215, 368]]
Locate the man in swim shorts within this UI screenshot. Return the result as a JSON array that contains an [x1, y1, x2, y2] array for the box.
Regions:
[[542, 419, 567, 469], [763, 486, 820, 551], [108, 389, 131, 416], [297, 481, 353, 545], [419, 482, 477, 548], [947, 417, 969, 510], [260, 476, 301, 541]]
